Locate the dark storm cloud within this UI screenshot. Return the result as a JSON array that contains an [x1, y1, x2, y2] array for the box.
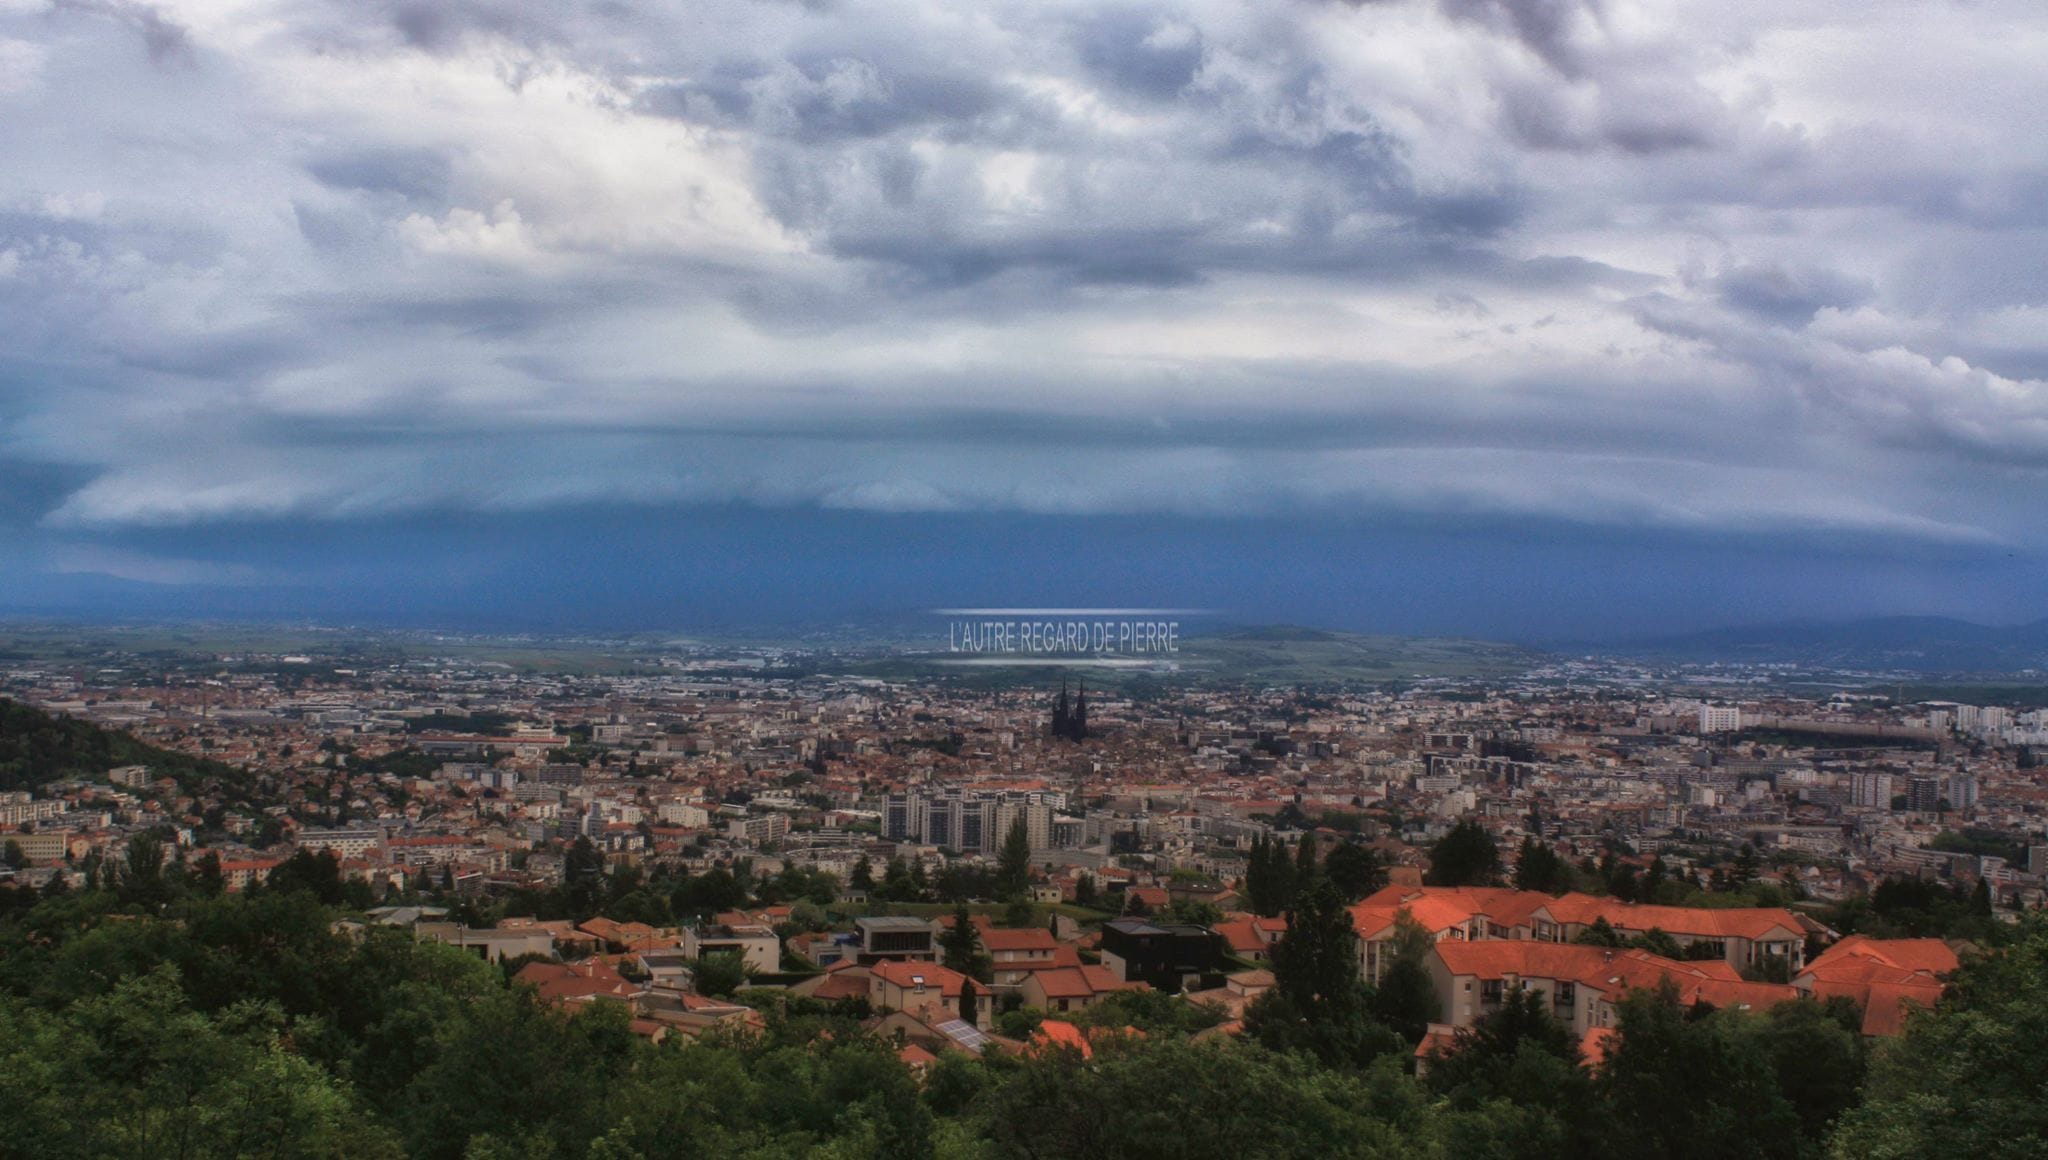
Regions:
[[1713, 262, 1874, 326], [0, 0, 2042, 587], [1072, 7, 1205, 100]]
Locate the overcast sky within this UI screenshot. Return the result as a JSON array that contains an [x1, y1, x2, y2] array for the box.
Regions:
[[1, 0, 2044, 636]]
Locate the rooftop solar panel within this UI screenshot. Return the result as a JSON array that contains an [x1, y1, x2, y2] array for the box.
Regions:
[[934, 1018, 991, 1050]]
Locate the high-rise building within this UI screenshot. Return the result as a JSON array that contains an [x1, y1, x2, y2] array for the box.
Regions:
[[1699, 705, 1743, 733], [1946, 772, 1980, 811], [1906, 775, 1942, 813], [879, 788, 1065, 853], [1851, 771, 1894, 809]]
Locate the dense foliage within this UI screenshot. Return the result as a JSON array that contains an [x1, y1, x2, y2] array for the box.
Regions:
[[0, 697, 250, 797], [4, 858, 2048, 1159]]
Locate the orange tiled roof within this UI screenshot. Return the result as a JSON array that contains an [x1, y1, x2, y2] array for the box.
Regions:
[[1214, 917, 1267, 955], [1796, 935, 1958, 1035], [872, 959, 972, 998], [1804, 935, 1959, 976], [1031, 1019, 1092, 1058], [1433, 941, 1798, 1011], [980, 927, 1059, 952], [1353, 886, 1805, 944], [513, 960, 638, 1005]]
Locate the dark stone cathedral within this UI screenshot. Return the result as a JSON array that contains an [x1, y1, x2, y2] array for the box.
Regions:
[[1049, 679, 1088, 741]]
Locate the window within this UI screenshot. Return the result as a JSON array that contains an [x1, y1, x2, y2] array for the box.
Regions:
[[1555, 982, 1575, 1006], [1481, 980, 1505, 1003]]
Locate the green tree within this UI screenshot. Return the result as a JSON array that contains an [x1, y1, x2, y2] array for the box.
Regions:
[[973, 1037, 1423, 1160], [1597, 980, 1801, 1160], [1427, 983, 1579, 1091], [1735, 999, 1865, 1148], [689, 951, 750, 998], [1513, 837, 1571, 894], [1628, 927, 1683, 959], [1573, 917, 1625, 948], [1325, 841, 1386, 903], [117, 831, 170, 908], [266, 848, 347, 906], [940, 903, 991, 983], [1732, 842, 1761, 887], [1250, 877, 1402, 1068], [1370, 910, 1440, 1044], [189, 850, 225, 898], [1425, 983, 1595, 1160], [1243, 836, 1296, 918], [1426, 820, 1502, 887], [1643, 855, 1670, 902], [996, 818, 1032, 901], [1832, 920, 2048, 1158], [562, 836, 607, 918]]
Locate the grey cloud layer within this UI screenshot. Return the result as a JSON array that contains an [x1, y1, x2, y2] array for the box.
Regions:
[[0, 0, 2044, 554]]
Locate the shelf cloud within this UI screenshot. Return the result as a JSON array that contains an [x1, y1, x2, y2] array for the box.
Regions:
[[1, 0, 2043, 629]]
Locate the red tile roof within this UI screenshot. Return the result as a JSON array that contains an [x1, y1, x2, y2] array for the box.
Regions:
[[1031, 1019, 1093, 1058], [872, 959, 972, 998], [1352, 885, 1805, 944], [1433, 942, 1799, 1011], [512, 960, 638, 1005], [1796, 936, 1958, 1035], [980, 927, 1059, 953]]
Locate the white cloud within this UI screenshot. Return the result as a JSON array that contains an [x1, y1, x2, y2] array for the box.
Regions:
[[0, 0, 2043, 556]]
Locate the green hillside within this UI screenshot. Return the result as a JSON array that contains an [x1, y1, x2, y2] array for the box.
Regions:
[[0, 697, 248, 797]]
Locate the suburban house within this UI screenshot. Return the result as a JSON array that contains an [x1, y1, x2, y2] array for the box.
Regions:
[[1099, 918, 1227, 993], [868, 959, 992, 1028], [1793, 935, 1960, 1035], [1426, 941, 1800, 1039], [1016, 964, 1146, 1014], [854, 915, 940, 965], [579, 917, 673, 952], [1211, 913, 1287, 962], [978, 924, 1062, 985], [681, 922, 780, 974], [513, 959, 641, 1006], [1351, 886, 1811, 982], [789, 960, 877, 1005], [416, 921, 557, 963]]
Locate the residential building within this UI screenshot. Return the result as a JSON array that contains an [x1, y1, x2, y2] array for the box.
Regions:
[[1427, 941, 1798, 1038], [854, 916, 940, 965], [1098, 918, 1226, 994], [681, 923, 780, 974]]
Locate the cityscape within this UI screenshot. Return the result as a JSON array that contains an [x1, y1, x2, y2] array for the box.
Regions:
[[4, 0, 2047, 1155], [2, 621, 2045, 1154]]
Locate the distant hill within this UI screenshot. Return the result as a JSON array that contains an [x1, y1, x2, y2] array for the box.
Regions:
[[0, 698, 248, 796], [1177, 626, 1543, 685], [1611, 616, 2048, 673], [859, 624, 1545, 687]]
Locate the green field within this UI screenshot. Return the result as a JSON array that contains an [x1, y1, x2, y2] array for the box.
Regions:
[[0, 620, 1545, 688]]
